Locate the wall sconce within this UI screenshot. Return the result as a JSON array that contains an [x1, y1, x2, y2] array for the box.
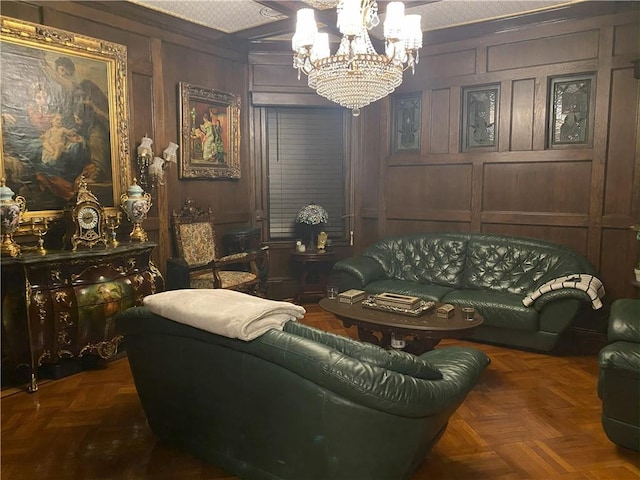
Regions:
[[136, 136, 178, 188]]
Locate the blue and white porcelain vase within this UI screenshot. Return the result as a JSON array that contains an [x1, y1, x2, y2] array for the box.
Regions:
[[0, 178, 26, 257], [120, 178, 152, 242]]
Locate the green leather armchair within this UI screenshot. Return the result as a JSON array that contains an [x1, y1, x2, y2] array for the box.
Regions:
[[117, 307, 490, 480], [598, 298, 640, 451]]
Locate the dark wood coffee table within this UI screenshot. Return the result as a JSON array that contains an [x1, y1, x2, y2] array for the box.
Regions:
[[319, 297, 483, 355]]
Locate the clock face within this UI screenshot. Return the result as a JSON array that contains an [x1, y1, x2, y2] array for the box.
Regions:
[[78, 206, 99, 230]]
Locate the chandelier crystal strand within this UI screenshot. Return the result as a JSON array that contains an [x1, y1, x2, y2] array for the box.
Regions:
[[292, 0, 422, 116]]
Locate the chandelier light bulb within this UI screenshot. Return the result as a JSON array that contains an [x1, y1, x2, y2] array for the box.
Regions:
[[338, 0, 362, 36], [311, 32, 330, 61], [384, 2, 405, 40], [292, 9, 317, 51], [403, 14, 423, 50]]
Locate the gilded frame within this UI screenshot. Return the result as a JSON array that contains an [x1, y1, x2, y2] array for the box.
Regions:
[[0, 17, 131, 222], [179, 82, 241, 180]]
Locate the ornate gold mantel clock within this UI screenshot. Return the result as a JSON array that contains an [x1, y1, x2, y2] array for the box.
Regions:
[[64, 177, 108, 250]]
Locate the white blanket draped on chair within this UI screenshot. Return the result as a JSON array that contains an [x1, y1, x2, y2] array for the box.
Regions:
[[143, 289, 306, 340]]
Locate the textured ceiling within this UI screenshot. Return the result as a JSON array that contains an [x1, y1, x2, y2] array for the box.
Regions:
[[128, 0, 584, 39]]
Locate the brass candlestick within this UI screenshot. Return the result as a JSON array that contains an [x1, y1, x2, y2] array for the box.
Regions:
[[106, 213, 121, 247], [29, 217, 50, 255]]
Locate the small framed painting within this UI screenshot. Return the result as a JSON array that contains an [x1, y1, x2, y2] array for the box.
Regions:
[[548, 75, 594, 148], [461, 84, 500, 151], [392, 94, 421, 152], [179, 82, 241, 180]]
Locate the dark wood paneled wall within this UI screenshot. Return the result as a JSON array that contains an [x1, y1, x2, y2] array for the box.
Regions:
[[3, 1, 639, 303], [356, 6, 639, 302]]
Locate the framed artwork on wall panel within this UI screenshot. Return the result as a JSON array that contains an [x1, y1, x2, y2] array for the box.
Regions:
[[547, 74, 594, 148], [392, 94, 421, 152], [179, 82, 240, 180], [461, 84, 500, 152], [0, 16, 131, 220]]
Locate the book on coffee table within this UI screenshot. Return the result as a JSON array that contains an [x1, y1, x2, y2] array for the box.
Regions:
[[338, 289, 367, 304]]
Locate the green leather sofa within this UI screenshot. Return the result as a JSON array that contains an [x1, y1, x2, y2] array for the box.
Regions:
[[117, 306, 490, 480], [333, 232, 599, 352], [598, 299, 640, 451]]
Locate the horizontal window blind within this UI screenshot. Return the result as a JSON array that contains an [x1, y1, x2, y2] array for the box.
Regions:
[[267, 107, 345, 240]]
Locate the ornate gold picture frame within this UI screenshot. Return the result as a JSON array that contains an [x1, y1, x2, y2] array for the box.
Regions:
[[0, 17, 131, 221], [179, 82, 241, 180]]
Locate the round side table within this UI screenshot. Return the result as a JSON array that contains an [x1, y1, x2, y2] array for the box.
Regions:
[[290, 250, 336, 303]]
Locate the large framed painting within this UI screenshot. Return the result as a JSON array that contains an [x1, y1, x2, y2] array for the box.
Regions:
[[548, 74, 595, 148], [461, 84, 500, 152], [0, 17, 131, 220], [392, 94, 421, 153], [179, 82, 241, 180]]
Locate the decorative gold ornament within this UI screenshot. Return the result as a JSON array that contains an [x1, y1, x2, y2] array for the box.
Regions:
[[64, 177, 108, 251]]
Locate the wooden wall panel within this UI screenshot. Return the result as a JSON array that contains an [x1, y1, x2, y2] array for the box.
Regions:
[[613, 22, 640, 57], [603, 68, 638, 217], [161, 42, 250, 224], [387, 165, 471, 220], [423, 49, 476, 79], [253, 65, 307, 89], [386, 220, 471, 238], [359, 103, 381, 211], [482, 162, 591, 213], [487, 30, 599, 71], [366, 7, 640, 301], [600, 228, 638, 301], [510, 79, 535, 151], [483, 223, 589, 257], [429, 89, 451, 154]]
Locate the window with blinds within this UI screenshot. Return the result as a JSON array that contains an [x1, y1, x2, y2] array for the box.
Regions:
[[267, 107, 345, 241]]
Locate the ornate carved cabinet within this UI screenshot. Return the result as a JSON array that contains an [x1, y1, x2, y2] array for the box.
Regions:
[[1, 243, 163, 391]]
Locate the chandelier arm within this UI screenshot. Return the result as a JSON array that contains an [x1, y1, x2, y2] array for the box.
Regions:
[[384, 40, 400, 66]]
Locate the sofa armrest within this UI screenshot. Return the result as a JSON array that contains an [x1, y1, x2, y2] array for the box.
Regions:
[[598, 342, 640, 372], [608, 299, 640, 343], [526, 288, 593, 312], [333, 255, 386, 287], [284, 321, 442, 380], [255, 329, 489, 418]]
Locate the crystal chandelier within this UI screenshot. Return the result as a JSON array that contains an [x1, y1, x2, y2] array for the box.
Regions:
[[292, 0, 422, 116]]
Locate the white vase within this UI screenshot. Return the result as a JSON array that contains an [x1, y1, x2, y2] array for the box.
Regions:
[[634, 267, 640, 283]]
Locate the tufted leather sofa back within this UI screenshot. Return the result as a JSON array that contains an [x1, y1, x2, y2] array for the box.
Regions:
[[463, 236, 594, 294], [362, 233, 595, 294], [364, 233, 468, 287]]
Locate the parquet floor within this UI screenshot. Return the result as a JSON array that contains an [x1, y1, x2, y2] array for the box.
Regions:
[[2, 303, 639, 479]]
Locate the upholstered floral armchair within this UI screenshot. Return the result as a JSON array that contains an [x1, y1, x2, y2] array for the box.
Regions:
[[166, 199, 264, 295]]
